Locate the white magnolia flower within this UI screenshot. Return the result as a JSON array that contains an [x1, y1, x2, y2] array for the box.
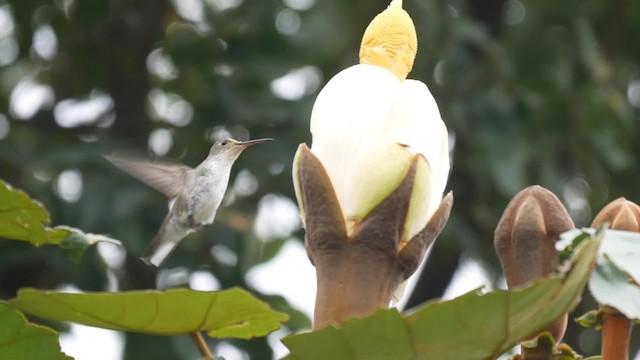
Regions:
[[293, 0, 453, 326], [294, 0, 450, 249], [308, 63, 449, 246]]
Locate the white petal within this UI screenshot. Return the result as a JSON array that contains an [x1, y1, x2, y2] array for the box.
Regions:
[[310, 64, 400, 212], [291, 144, 306, 228], [379, 79, 450, 211], [344, 143, 414, 232], [403, 153, 434, 244]]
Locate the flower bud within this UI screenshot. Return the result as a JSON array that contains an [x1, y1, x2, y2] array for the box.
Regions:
[[592, 197, 640, 231], [591, 197, 640, 360], [494, 185, 575, 343]]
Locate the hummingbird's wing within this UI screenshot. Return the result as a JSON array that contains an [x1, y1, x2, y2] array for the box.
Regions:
[[105, 155, 193, 198], [140, 210, 191, 267]]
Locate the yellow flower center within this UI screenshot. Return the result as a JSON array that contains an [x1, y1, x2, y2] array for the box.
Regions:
[[359, 0, 417, 81]]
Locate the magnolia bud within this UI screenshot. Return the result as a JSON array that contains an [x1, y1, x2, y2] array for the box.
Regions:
[[494, 185, 574, 343], [592, 197, 640, 231], [591, 197, 640, 360]]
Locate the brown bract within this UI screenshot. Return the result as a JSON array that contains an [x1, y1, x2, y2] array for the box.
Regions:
[[494, 185, 574, 343], [295, 144, 453, 329]]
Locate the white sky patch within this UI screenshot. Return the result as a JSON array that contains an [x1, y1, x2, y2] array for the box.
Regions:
[[148, 128, 174, 156], [216, 341, 248, 360], [0, 6, 17, 66], [189, 270, 221, 291], [54, 284, 124, 360], [268, 327, 292, 359], [270, 66, 323, 101], [284, 0, 315, 11], [54, 91, 114, 128], [207, 126, 232, 142], [156, 267, 190, 289], [206, 0, 243, 13], [503, 0, 526, 26], [210, 244, 238, 267], [246, 240, 315, 318], [275, 8, 300, 35], [214, 63, 234, 77], [55, 169, 83, 203], [0, 37, 18, 66], [233, 169, 259, 197], [32, 24, 58, 60], [443, 256, 494, 299], [9, 78, 54, 120], [0, 5, 14, 38], [146, 48, 178, 80], [59, 324, 124, 360], [253, 193, 301, 241], [147, 88, 193, 126], [97, 242, 127, 269], [628, 79, 640, 109], [171, 0, 204, 23]]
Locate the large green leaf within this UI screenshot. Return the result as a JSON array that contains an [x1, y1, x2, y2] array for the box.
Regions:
[[0, 303, 72, 360], [283, 238, 599, 360], [0, 180, 121, 262], [8, 287, 288, 339]]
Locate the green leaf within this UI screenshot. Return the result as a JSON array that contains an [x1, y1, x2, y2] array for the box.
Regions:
[[518, 333, 582, 360], [8, 287, 288, 339], [575, 310, 603, 329], [559, 229, 593, 262], [0, 180, 121, 262], [283, 238, 599, 360], [48, 226, 121, 263], [0, 180, 50, 245], [0, 303, 72, 360], [588, 257, 640, 319]]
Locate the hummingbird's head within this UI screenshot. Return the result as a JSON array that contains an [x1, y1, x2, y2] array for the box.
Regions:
[[210, 138, 273, 159]]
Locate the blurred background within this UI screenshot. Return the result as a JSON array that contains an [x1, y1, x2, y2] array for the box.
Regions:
[[0, 0, 639, 358]]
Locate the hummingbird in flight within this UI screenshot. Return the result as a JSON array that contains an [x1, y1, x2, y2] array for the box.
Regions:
[[105, 138, 273, 267]]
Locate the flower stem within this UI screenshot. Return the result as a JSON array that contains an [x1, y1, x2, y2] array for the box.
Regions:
[[313, 241, 402, 329], [190, 331, 214, 359], [601, 312, 632, 360]]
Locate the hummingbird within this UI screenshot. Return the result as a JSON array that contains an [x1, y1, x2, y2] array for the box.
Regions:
[[105, 138, 273, 267]]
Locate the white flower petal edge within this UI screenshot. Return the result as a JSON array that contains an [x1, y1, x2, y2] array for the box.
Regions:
[[310, 64, 399, 212], [344, 143, 415, 233], [382, 79, 450, 217]]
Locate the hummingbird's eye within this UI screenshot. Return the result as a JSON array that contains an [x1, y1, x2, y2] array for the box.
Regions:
[[220, 140, 228, 146]]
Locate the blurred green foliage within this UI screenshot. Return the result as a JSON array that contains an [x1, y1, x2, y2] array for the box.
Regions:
[[0, 0, 638, 358]]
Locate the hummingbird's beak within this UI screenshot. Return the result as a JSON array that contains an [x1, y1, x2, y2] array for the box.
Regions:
[[236, 138, 273, 148]]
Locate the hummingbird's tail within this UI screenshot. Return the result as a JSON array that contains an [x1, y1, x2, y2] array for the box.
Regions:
[[141, 217, 190, 267]]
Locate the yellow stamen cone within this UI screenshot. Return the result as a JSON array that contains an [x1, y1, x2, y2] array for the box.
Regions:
[[359, 0, 417, 81]]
